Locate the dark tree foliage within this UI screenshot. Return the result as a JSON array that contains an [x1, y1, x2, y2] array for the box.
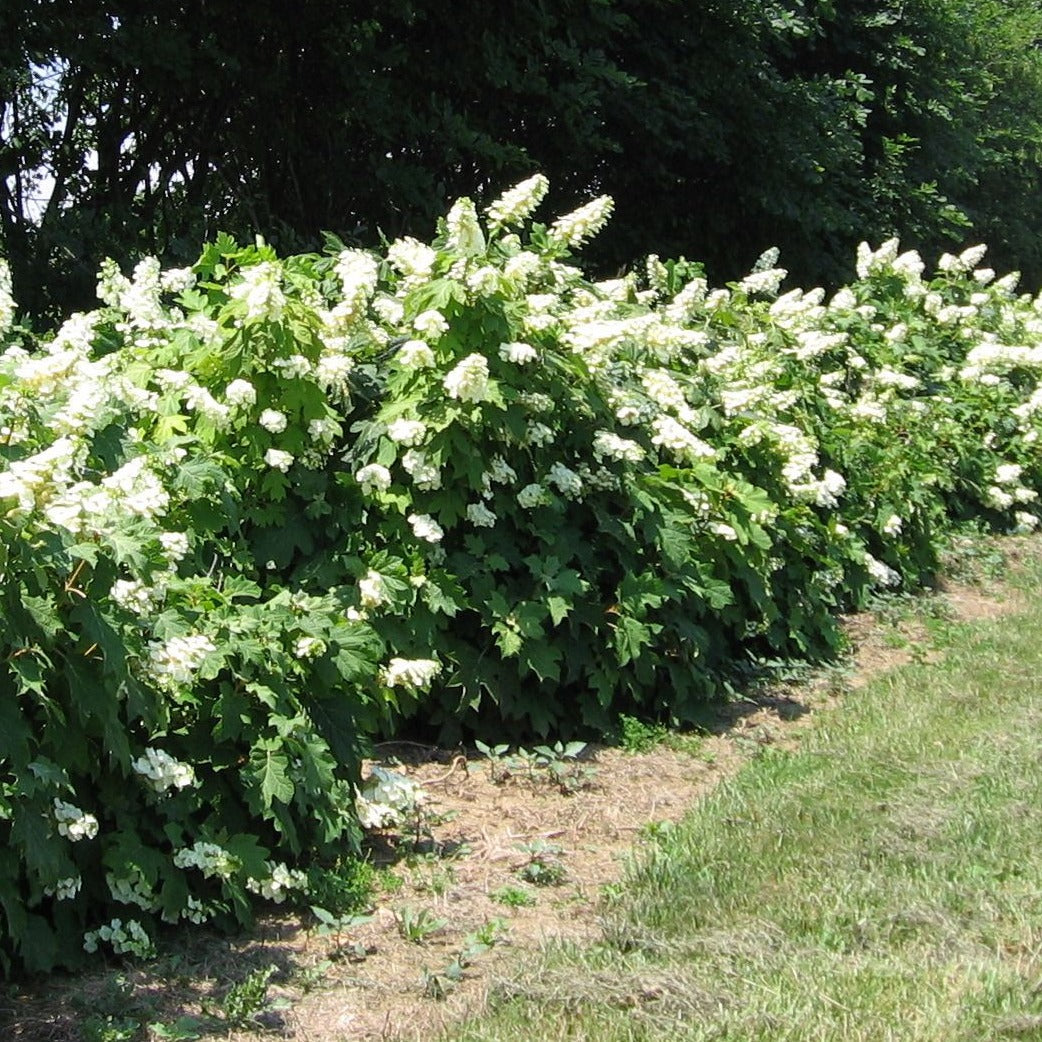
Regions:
[[2, 0, 1042, 318], [597, 0, 1042, 286]]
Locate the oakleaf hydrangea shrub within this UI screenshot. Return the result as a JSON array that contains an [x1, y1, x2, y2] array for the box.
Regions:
[[2, 174, 1042, 973], [0, 249, 389, 974]]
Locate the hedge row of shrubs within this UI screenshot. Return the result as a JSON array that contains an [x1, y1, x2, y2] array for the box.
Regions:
[[2, 175, 1040, 971]]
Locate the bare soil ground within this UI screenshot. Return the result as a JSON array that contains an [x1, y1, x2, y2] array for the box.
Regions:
[[2, 565, 1027, 1042]]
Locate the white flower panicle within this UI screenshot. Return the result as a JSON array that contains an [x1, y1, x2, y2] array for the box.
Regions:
[[523, 421, 555, 448], [387, 418, 427, 445], [397, 338, 436, 368], [651, 417, 716, 461], [109, 578, 164, 616], [335, 249, 379, 319], [413, 310, 449, 339], [246, 862, 309, 903], [359, 569, 390, 607], [664, 276, 709, 323], [547, 195, 614, 249], [484, 455, 518, 486], [147, 634, 216, 687], [498, 341, 538, 364], [504, 250, 543, 284], [264, 448, 294, 472], [98, 257, 168, 343], [891, 250, 925, 281], [445, 197, 486, 257], [813, 469, 847, 508], [752, 246, 781, 272], [356, 766, 428, 829], [466, 264, 502, 296], [184, 385, 230, 427], [546, 461, 584, 500], [0, 258, 15, 334], [0, 437, 80, 515], [179, 896, 212, 924], [517, 482, 551, 508], [132, 747, 196, 793], [1015, 511, 1039, 532], [173, 841, 237, 879], [107, 868, 156, 910], [259, 408, 288, 433], [83, 918, 154, 958], [387, 237, 437, 283], [272, 354, 312, 379], [611, 397, 645, 427], [308, 416, 339, 443], [645, 254, 670, 295], [228, 261, 286, 322], [882, 514, 903, 537], [592, 430, 645, 463], [44, 876, 82, 901], [642, 369, 693, 419], [995, 463, 1023, 485], [487, 174, 550, 227], [53, 799, 99, 841], [986, 485, 1015, 510], [102, 456, 169, 519], [738, 268, 787, 297], [518, 391, 555, 414], [830, 287, 858, 311], [316, 352, 355, 396], [408, 513, 444, 543], [381, 658, 441, 690], [444, 353, 491, 403], [865, 553, 901, 587], [856, 237, 900, 279], [160, 266, 196, 294], [294, 636, 326, 659], [368, 297, 401, 326], [356, 463, 392, 493], [401, 448, 442, 490], [791, 330, 847, 360], [466, 502, 497, 527]]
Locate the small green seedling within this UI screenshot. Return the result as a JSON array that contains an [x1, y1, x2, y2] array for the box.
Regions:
[[203, 964, 289, 1031], [465, 916, 508, 954], [397, 905, 448, 943], [296, 959, 335, 994], [311, 905, 373, 957], [477, 740, 595, 792], [491, 884, 537, 908], [532, 740, 595, 792], [421, 960, 463, 1000], [639, 819, 677, 841], [150, 1018, 204, 1042], [515, 840, 566, 886], [82, 1017, 140, 1042], [618, 714, 668, 753], [475, 740, 512, 783], [422, 917, 509, 1000]]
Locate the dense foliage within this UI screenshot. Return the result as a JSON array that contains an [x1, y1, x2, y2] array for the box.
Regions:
[[2, 178, 1042, 974], [4, 1, 1042, 317]]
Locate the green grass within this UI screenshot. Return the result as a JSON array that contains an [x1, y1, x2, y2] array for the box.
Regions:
[[445, 544, 1042, 1041]]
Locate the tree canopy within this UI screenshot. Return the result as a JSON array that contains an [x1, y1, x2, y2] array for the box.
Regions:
[[3, 0, 1042, 317]]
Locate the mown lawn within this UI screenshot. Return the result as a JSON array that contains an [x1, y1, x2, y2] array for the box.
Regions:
[[446, 540, 1042, 1041]]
